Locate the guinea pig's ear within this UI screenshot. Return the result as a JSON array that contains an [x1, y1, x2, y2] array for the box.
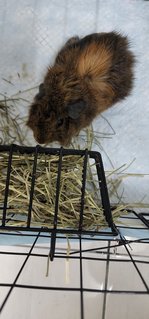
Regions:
[[35, 83, 45, 99], [67, 100, 87, 120], [39, 83, 45, 96], [39, 83, 44, 92]]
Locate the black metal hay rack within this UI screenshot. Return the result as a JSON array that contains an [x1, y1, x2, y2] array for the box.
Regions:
[[0, 144, 149, 318], [0, 144, 117, 237]]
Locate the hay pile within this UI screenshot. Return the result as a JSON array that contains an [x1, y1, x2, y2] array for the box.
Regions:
[[0, 152, 128, 230]]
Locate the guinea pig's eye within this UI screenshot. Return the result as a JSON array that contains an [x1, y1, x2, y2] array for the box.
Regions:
[[57, 118, 64, 127]]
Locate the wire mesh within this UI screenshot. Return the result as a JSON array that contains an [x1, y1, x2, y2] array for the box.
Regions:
[[0, 217, 149, 318]]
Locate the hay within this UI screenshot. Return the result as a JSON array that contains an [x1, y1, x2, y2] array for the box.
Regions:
[[0, 151, 128, 230], [0, 98, 29, 145], [0, 84, 39, 146]]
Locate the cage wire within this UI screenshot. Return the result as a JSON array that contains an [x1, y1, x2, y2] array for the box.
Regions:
[[0, 1, 149, 319]]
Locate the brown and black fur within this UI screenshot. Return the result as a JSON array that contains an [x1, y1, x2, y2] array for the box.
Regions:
[[27, 31, 135, 146]]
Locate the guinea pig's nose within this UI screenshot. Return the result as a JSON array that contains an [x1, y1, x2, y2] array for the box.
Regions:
[[35, 133, 45, 145], [37, 138, 45, 145]]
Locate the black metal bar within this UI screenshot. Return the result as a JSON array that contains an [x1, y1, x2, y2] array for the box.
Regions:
[[95, 152, 117, 234], [0, 283, 148, 295], [102, 241, 110, 319], [0, 250, 149, 265], [138, 213, 149, 228], [1, 208, 148, 235], [2, 144, 13, 227], [0, 225, 117, 236], [27, 145, 38, 227], [79, 235, 84, 319], [0, 144, 96, 157], [0, 143, 111, 162], [50, 147, 63, 261], [0, 230, 148, 245], [79, 149, 88, 231]]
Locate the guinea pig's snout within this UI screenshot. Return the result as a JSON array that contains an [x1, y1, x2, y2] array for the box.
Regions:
[[31, 119, 50, 144], [35, 135, 45, 145], [34, 130, 46, 144]]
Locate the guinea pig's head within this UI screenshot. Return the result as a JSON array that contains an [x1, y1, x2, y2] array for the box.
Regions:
[[27, 69, 89, 146]]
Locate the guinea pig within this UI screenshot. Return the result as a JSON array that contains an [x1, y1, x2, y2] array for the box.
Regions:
[[27, 31, 135, 146]]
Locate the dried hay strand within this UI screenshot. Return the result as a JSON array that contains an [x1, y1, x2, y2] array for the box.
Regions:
[[0, 83, 40, 146], [0, 97, 29, 145]]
